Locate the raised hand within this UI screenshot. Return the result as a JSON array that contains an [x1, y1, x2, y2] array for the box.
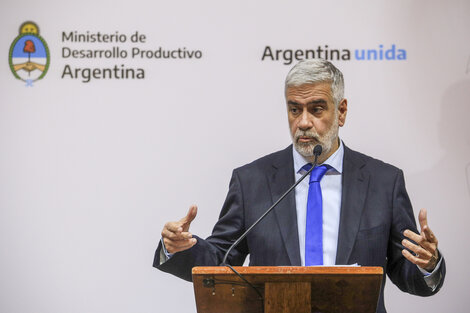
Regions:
[[161, 205, 198, 254], [402, 208, 439, 271]]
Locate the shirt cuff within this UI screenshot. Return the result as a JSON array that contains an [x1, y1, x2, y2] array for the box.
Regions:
[[417, 252, 443, 291], [159, 238, 173, 265]]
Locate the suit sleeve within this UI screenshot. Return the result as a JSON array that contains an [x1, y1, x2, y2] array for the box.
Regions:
[[153, 169, 249, 282], [386, 169, 446, 296]]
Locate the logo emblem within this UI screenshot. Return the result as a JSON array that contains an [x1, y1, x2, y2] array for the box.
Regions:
[[9, 21, 50, 86]]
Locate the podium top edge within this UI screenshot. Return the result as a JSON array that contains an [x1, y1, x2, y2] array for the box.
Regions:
[[192, 266, 383, 275]]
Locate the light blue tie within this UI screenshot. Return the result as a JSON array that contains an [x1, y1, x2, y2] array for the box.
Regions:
[[302, 164, 329, 266]]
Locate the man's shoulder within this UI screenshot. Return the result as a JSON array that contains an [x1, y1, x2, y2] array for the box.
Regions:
[[344, 145, 402, 175], [234, 145, 292, 174]]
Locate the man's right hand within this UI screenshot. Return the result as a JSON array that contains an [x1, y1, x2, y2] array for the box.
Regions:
[[161, 205, 198, 254]]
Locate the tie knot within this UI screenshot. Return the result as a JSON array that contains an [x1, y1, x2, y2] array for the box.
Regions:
[[302, 164, 329, 183]]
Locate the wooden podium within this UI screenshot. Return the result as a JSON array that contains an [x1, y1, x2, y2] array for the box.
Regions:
[[192, 266, 383, 313]]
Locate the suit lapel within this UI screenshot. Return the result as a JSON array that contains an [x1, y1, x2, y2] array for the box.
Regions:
[[335, 146, 370, 265], [269, 146, 302, 266]]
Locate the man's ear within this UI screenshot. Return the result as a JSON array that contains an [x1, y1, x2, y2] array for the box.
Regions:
[[338, 99, 348, 127]]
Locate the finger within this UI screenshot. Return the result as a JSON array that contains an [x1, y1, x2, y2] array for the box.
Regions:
[[165, 238, 197, 254], [403, 229, 434, 251], [164, 221, 183, 233], [422, 224, 438, 244], [162, 228, 192, 241], [403, 229, 422, 243], [181, 205, 198, 224], [164, 238, 196, 249], [418, 208, 428, 232], [402, 239, 432, 259], [180, 205, 198, 231], [402, 249, 429, 268]]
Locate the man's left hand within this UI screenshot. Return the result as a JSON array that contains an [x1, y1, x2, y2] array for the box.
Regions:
[[402, 208, 439, 272]]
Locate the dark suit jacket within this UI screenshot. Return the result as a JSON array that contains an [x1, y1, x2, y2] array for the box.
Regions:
[[154, 144, 445, 313]]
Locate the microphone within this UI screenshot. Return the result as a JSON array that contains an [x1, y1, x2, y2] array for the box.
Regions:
[[220, 144, 323, 266], [313, 144, 322, 157]]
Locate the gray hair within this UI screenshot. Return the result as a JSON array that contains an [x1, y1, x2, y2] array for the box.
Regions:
[[285, 59, 345, 107]]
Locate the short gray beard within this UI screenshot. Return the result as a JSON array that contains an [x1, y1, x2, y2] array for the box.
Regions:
[[292, 116, 339, 158]]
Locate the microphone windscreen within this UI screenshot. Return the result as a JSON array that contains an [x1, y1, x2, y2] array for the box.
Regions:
[[313, 145, 322, 156]]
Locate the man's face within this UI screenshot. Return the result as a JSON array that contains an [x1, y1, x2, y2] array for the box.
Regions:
[[286, 82, 347, 162]]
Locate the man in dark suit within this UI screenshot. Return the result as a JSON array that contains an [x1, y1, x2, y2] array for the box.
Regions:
[[154, 59, 445, 312]]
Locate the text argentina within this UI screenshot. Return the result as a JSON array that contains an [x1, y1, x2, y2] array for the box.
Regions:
[[61, 64, 144, 83]]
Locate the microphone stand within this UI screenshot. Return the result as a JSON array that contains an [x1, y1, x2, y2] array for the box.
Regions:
[[219, 145, 323, 305]]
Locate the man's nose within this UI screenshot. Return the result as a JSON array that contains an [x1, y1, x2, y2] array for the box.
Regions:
[[298, 111, 313, 130]]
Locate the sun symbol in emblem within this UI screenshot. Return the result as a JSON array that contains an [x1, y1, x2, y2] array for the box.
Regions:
[[20, 21, 39, 35]]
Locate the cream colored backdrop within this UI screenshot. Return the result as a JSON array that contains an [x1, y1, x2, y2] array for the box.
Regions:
[[1, 0, 469, 312]]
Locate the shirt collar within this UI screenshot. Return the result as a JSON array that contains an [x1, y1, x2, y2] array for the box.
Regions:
[[293, 140, 344, 174]]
